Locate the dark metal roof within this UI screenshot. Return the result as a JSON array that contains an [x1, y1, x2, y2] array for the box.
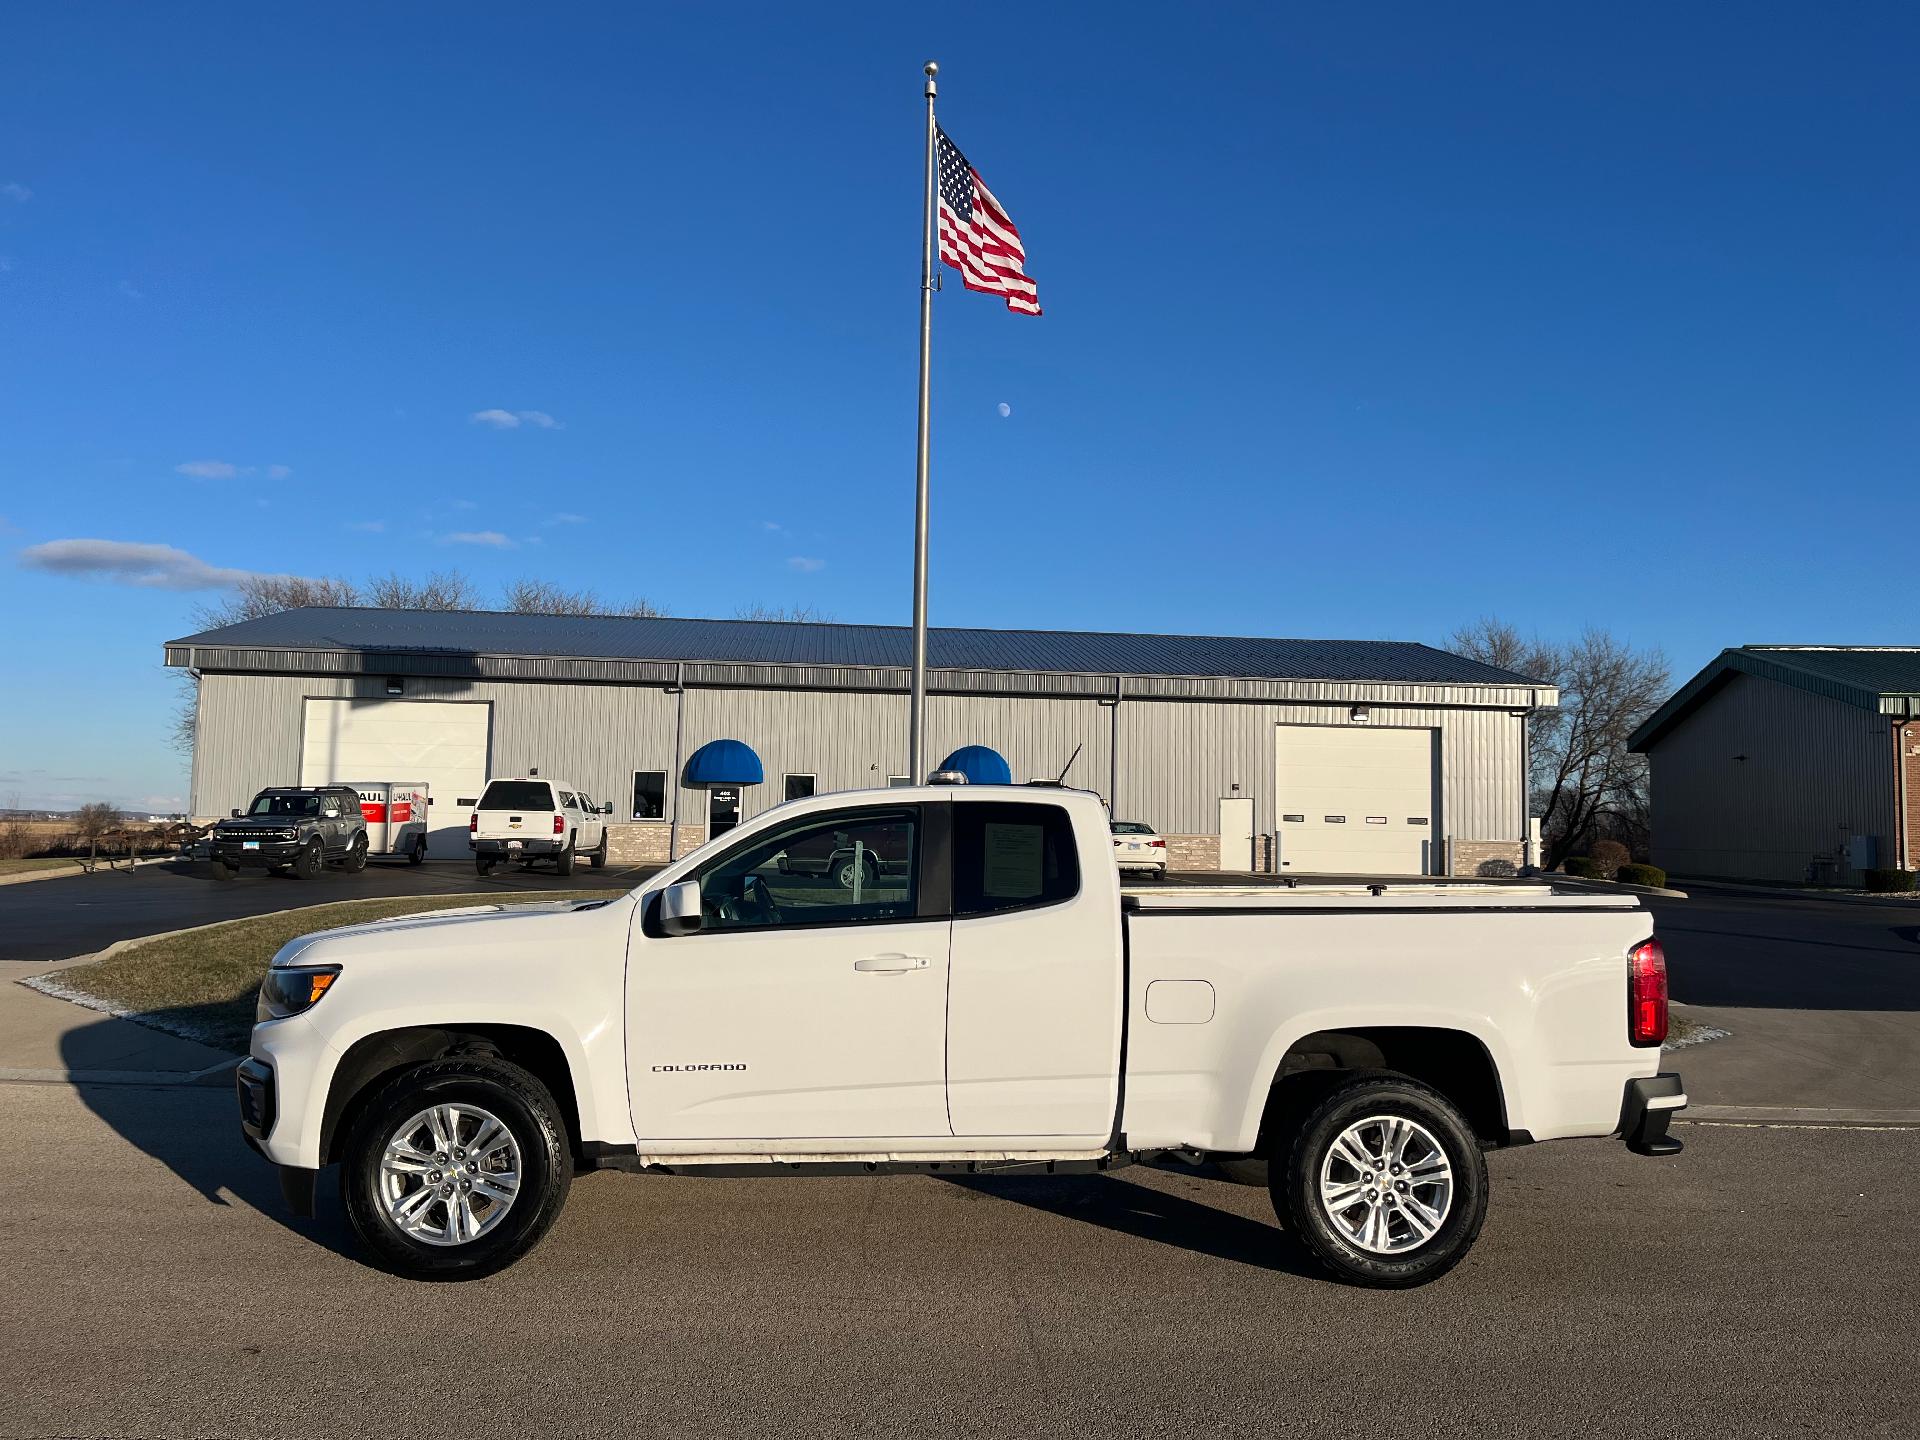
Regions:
[[166, 607, 1546, 687], [1631, 646, 1920, 752]]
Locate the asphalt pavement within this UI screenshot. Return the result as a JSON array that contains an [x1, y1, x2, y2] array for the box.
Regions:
[[1649, 883, 1920, 1113], [0, 857, 652, 963], [1, 1077, 1913, 1438]]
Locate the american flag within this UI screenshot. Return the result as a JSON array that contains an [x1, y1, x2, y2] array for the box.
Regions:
[[936, 127, 1040, 316]]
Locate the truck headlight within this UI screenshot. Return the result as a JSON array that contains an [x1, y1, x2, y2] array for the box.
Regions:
[[257, 965, 341, 1022]]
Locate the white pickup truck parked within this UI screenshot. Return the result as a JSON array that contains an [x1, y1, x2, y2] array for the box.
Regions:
[[237, 784, 1685, 1286]]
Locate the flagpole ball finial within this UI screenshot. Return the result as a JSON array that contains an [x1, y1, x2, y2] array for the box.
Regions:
[[924, 61, 938, 76]]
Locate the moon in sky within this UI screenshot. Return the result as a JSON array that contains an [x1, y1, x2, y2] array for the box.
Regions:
[[997, 402, 1011, 418]]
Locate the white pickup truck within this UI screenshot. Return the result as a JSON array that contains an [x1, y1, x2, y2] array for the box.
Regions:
[[237, 784, 1685, 1287]]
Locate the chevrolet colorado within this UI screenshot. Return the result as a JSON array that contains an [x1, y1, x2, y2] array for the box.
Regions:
[[237, 784, 1684, 1285]]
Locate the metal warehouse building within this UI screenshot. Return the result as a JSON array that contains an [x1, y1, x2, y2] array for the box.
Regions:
[[1630, 645, 1920, 883], [167, 608, 1554, 875]]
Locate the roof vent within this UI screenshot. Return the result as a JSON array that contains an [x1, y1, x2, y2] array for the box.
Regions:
[[927, 769, 970, 786]]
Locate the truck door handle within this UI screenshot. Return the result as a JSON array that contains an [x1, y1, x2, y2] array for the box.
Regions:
[[853, 954, 929, 974]]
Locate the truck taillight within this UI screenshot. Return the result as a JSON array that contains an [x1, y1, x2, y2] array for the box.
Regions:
[[553, 814, 566, 835], [469, 813, 478, 833], [1628, 938, 1668, 1047]]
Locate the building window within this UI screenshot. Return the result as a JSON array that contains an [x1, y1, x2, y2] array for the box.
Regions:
[[784, 774, 816, 802], [632, 770, 667, 820]]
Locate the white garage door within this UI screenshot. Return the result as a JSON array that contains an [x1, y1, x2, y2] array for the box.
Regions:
[[1275, 726, 1435, 876], [299, 699, 491, 859]]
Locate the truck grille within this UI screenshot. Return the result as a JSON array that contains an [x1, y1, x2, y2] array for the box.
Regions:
[[221, 828, 297, 842]]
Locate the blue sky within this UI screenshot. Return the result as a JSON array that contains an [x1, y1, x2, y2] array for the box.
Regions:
[[2, 4, 1914, 811]]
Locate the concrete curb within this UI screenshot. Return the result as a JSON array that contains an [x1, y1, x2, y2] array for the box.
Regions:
[[0, 856, 175, 888]]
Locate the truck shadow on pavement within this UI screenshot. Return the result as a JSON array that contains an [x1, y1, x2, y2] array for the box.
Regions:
[[61, 1016, 360, 1261], [940, 1171, 1320, 1278]]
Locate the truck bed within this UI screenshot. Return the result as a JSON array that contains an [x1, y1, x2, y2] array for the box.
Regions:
[[1122, 881, 1644, 912]]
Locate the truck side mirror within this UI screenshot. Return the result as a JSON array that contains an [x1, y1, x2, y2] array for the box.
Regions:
[[230, 808, 241, 818], [602, 801, 615, 815], [660, 880, 703, 936]]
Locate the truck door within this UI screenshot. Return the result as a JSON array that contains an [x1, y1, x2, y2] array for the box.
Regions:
[[944, 800, 1122, 1139], [627, 802, 953, 1141]]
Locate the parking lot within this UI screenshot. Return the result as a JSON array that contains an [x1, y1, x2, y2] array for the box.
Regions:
[[3, 871, 1918, 1435]]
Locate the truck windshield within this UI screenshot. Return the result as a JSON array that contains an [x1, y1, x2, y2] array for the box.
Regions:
[[250, 794, 320, 817], [480, 781, 555, 811]]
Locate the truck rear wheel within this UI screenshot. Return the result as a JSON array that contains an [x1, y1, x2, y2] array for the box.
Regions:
[[342, 833, 369, 873], [1272, 1075, 1487, 1288], [553, 838, 575, 876], [340, 1055, 572, 1280]]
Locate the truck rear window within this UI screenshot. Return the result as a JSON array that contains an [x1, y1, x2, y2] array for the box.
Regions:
[[954, 802, 1079, 916], [479, 781, 555, 811]]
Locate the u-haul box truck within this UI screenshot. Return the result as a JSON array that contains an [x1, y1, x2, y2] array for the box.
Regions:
[[350, 782, 430, 864]]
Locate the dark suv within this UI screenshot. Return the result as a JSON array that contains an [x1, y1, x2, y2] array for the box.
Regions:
[[209, 786, 370, 880]]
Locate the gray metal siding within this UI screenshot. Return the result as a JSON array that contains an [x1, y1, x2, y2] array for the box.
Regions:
[[1645, 671, 1898, 882], [192, 673, 1528, 856], [1116, 700, 1524, 841]]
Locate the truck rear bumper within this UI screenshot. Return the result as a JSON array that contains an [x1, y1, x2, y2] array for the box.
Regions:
[[471, 837, 564, 857], [1621, 1072, 1687, 1156]]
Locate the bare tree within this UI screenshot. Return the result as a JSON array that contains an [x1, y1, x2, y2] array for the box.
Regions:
[[365, 570, 483, 611], [501, 579, 667, 617], [73, 801, 120, 869], [1450, 620, 1668, 868], [733, 603, 834, 622], [193, 574, 361, 630]]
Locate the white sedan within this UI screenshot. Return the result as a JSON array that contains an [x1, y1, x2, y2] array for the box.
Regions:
[[1110, 819, 1168, 875]]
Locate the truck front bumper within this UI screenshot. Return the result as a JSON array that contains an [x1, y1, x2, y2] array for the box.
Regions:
[[1621, 1072, 1687, 1156], [236, 1054, 319, 1217], [212, 840, 303, 867]]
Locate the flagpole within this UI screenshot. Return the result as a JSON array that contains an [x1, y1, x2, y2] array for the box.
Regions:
[[908, 59, 938, 785]]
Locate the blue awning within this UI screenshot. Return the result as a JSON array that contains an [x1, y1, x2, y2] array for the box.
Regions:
[[938, 745, 1012, 786], [684, 738, 764, 787]]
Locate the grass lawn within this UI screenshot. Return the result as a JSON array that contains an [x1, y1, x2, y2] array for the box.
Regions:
[[44, 892, 604, 1052], [0, 857, 83, 877]]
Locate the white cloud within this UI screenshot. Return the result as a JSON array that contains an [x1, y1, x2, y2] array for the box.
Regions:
[[347, 520, 385, 533], [443, 530, 515, 548], [787, 556, 826, 573], [119, 280, 144, 300], [1, 182, 30, 203], [544, 511, 587, 526], [18, 539, 275, 591], [761, 520, 784, 532], [175, 459, 293, 480], [470, 408, 563, 430]]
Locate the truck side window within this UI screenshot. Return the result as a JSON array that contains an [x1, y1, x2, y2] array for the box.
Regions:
[[953, 802, 1079, 917], [689, 808, 920, 934]]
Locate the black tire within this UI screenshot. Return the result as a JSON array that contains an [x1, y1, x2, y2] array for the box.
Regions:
[[588, 830, 608, 869], [409, 837, 426, 866], [342, 832, 369, 873], [1272, 1074, 1488, 1289], [835, 854, 878, 890], [292, 839, 325, 881], [340, 1055, 572, 1280], [209, 858, 236, 881], [475, 856, 494, 877], [554, 838, 575, 876]]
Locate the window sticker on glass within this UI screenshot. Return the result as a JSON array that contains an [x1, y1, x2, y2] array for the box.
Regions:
[[981, 822, 1045, 898]]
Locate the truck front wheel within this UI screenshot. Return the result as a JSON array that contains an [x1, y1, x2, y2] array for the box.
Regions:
[[340, 1055, 572, 1280], [1272, 1075, 1487, 1288]]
